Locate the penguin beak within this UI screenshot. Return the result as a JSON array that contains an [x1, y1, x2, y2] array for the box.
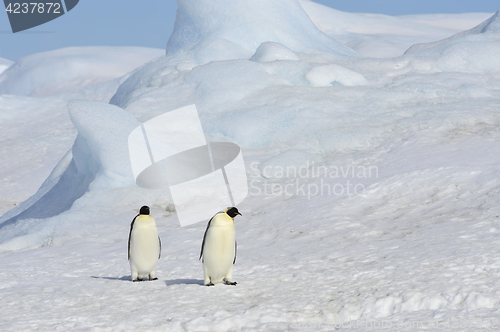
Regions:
[[236, 212, 242, 216]]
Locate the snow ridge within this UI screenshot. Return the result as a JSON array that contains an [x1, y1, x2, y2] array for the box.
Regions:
[[405, 10, 500, 55], [166, 0, 359, 63]]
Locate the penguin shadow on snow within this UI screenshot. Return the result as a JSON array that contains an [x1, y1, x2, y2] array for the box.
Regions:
[[91, 276, 132, 282], [165, 279, 204, 286], [90, 276, 204, 285]]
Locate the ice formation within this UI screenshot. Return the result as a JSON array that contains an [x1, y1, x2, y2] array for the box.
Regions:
[[403, 11, 500, 72], [1, 0, 500, 330], [0, 57, 12, 75], [0, 46, 164, 96], [306, 64, 368, 86], [250, 42, 300, 62], [299, 0, 492, 57], [166, 0, 359, 63], [406, 10, 500, 54]]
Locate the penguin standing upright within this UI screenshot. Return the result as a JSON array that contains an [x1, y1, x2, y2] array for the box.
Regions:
[[200, 207, 241, 286], [128, 206, 161, 282]]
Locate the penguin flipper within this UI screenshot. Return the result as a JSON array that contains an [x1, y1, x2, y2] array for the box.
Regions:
[[128, 215, 139, 260], [199, 217, 214, 260], [233, 241, 237, 264], [158, 236, 161, 259]]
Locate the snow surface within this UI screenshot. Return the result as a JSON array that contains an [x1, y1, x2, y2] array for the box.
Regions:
[[166, 0, 359, 63], [403, 10, 500, 73], [1, 0, 500, 330], [299, 0, 493, 58], [406, 10, 500, 54], [250, 42, 300, 63], [0, 47, 164, 97], [305, 64, 368, 87], [0, 47, 164, 217], [0, 57, 13, 76]]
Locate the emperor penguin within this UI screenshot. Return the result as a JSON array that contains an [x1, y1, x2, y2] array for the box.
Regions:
[[128, 206, 161, 282], [200, 207, 242, 286]]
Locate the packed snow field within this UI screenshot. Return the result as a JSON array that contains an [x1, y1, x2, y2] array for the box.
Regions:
[[1, 0, 500, 330]]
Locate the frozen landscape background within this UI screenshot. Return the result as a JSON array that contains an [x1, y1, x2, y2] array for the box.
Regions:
[[1, 0, 500, 330]]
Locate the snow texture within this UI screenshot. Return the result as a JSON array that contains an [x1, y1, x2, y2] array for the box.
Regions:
[[299, 0, 493, 58], [0, 57, 13, 75], [250, 42, 300, 62], [166, 0, 359, 63], [0, 46, 164, 97], [306, 64, 368, 86], [403, 11, 500, 73], [1, 1, 500, 330], [406, 10, 500, 54]]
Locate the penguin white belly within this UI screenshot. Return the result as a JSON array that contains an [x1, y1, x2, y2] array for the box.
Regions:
[[203, 224, 235, 284], [130, 219, 159, 279]]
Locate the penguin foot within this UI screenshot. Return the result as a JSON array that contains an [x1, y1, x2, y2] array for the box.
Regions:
[[224, 280, 237, 286], [149, 277, 158, 281], [205, 282, 215, 286]]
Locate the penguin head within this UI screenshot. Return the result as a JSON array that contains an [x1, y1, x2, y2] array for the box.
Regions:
[[226, 207, 241, 218], [139, 206, 150, 215]]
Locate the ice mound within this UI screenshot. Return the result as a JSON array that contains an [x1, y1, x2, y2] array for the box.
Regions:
[[250, 42, 300, 62], [68, 100, 139, 190], [306, 64, 368, 86], [0, 57, 12, 75], [298, 0, 491, 58], [110, 57, 291, 118], [406, 11, 500, 55], [166, 0, 359, 63], [0, 47, 164, 97], [0, 100, 139, 244], [479, 10, 500, 32], [402, 11, 500, 73]]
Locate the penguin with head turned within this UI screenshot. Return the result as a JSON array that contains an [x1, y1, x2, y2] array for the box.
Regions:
[[128, 206, 161, 282], [200, 207, 242, 286]]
